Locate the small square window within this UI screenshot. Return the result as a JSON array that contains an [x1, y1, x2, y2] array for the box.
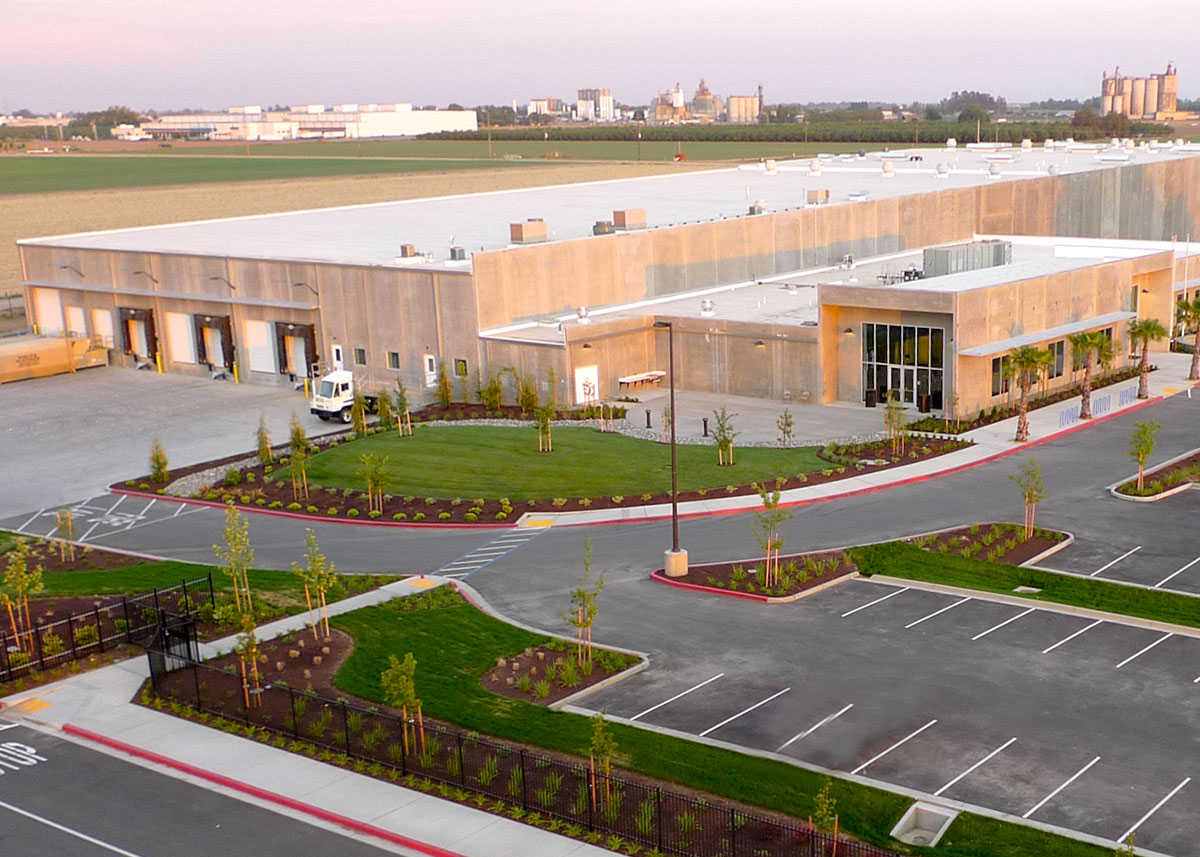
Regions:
[[353, 347, 367, 366], [454, 358, 468, 377], [387, 351, 400, 370]]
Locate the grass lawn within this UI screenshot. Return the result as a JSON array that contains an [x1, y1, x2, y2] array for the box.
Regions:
[[331, 595, 1111, 856], [296, 425, 825, 499], [0, 156, 534, 195], [851, 541, 1200, 629], [37, 561, 299, 598]]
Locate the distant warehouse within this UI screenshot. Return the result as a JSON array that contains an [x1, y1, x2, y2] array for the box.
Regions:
[[16, 141, 1200, 419], [115, 102, 477, 142]]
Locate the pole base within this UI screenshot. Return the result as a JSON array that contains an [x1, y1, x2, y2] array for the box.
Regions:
[[664, 548, 689, 578]]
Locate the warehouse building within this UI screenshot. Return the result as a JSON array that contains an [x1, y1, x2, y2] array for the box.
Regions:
[[16, 142, 1200, 419]]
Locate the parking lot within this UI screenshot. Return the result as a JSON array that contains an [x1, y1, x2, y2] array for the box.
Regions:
[[584, 579, 1200, 854], [1036, 524, 1200, 596]]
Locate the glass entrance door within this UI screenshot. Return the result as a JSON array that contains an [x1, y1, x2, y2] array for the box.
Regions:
[[862, 322, 945, 408]]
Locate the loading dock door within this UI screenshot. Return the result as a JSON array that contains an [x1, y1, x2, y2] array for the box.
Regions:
[[193, 314, 234, 370], [32, 288, 64, 335], [274, 322, 317, 377], [119, 307, 158, 362]]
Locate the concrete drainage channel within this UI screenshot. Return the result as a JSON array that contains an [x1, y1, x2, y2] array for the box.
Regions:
[[891, 802, 959, 847]]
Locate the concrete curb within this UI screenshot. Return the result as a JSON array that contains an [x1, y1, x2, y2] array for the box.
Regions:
[[867, 575, 1200, 641], [1018, 532, 1075, 568], [59, 724, 469, 857], [1105, 444, 1200, 503], [648, 567, 859, 604]]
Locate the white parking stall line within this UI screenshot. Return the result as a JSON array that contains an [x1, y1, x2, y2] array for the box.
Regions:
[[1023, 756, 1101, 819], [1090, 546, 1141, 577], [630, 673, 724, 722], [972, 607, 1036, 641], [905, 597, 971, 629], [1117, 777, 1191, 845], [106, 495, 127, 515], [1042, 619, 1103, 654], [1154, 556, 1200, 589], [0, 799, 145, 857], [699, 688, 790, 738], [1114, 632, 1172, 669], [777, 703, 854, 752], [841, 587, 909, 618], [851, 719, 938, 775], [172, 502, 190, 518], [934, 737, 1017, 796], [78, 520, 103, 543], [13, 509, 44, 534]]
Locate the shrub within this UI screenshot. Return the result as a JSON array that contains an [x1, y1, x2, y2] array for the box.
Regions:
[[368, 510, 382, 519], [611, 495, 624, 504], [327, 507, 339, 516], [347, 508, 360, 518], [74, 624, 99, 646], [245, 472, 257, 484], [222, 468, 242, 487], [464, 513, 478, 523], [42, 633, 65, 656], [412, 512, 425, 522], [254, 498, 266, 506], [269, 501, 283, 509], [495, 512, 508, 521], [287, 502, 302, 511], [552, 498, 568, 508], [439, 512, 452, 521], [393, 512, 408, 521], [641, 493, 653, 502], [577, 498, 592, 507]]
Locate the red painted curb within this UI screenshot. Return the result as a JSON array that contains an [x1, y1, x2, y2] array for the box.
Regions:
[[61, 724, 468, 857], [649, 569, 769, 602]]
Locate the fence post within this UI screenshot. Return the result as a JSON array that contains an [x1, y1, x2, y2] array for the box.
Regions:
[[181, 580, 190, 614], [289, 687, 299, 739], [153, 587, 160, 613], [519, 750, 528, 809], [34, 622, 46, 671], [341, 700, 351, 755], [656, 788, 663, 852], [400, 725, 407, 776], [122, 598, 133, 644], [207, 573, 215, 608], [67, 614, 78, 659], [587, 767, 594, 832], [94, 606, 104, 653], [456, 732, 465, 785], [730, 807, 737, 857], [193, 662, 202, 709]]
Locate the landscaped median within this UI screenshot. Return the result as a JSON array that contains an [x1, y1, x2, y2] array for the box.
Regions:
[[1112, 447, 1200, 501], [139, 582, 1122, 857], [118, 420, 970, 526]]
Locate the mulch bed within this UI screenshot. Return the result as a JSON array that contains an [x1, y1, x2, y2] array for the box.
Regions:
[[1116, 449, 1200, 496], [113, 431, 971, 526], [679, 550, 858, 600], [904, 523, 1067, 565], [13, 540, 145, 574], [481, 642, 638, 706]]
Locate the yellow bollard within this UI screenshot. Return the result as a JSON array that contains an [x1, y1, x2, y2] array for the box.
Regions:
[[304, 377, 310, 398], [155, 352, 163, 374], [233, 363, 240, 384]]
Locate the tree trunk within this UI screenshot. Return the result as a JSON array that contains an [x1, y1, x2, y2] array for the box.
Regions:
[[320, 589, 330, 637], [417, 704, 425, 754], [1138, 341, 1150, 399], [303, 584, 318, 641], [401, 706, 409, 756], [1138, 462, 1145, 491], [1015, 374, 1030, 442], [1191, 328, 1200, 381], [1079, 357, 1094, 419], [5, 600, 20, 647]]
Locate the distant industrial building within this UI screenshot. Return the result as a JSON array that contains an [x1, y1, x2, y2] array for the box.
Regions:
[[1100, 64, 1195, 121], [17, 142, 1200, 419], [726, 92, 762, 124], [577, 89, 615, 122], [128, 103, 477, 141]]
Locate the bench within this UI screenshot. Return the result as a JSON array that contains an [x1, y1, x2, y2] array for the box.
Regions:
[[618, 370, 666, 391]]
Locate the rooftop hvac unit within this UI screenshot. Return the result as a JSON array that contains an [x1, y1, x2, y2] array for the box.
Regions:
[[935, 163, 950, 179], [987, 163, 1001, 180], [946, 138, 958, 148], [576, 306, 590, 325], [700, 299, 716, 317], [807, 189, 830, 205], [748, 200, 765, 215], [808, 158, 822, 176], [449, 246, 466, 261], [881, 161, 896, 177], [593, 220, 615, 235], [510, 219, 548, 243], [613, 208, 647, 230], [398, 244, 418, 258]]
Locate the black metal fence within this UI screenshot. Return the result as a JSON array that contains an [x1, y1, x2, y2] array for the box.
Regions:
[[149, 651, 899, 857], [0, 574, 213, 682]]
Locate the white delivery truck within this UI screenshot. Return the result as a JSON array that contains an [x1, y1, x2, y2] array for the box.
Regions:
[[308, 370, 379, 422]]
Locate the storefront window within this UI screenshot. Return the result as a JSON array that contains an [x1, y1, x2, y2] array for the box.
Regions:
[[862, 323, 945, 408]]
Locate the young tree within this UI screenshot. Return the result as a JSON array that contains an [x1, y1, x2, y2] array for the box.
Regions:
[[394, 379, 413, 436], [235, 612, 262, 709], [255, 415, 273, 465], [751, 487, 792, 586], [517, 370, 539, 416], [435, 362, 453, 409], [1067, 331, 1114, 419], [481, 371, 503, 413], [1176, 296, 1200, 381], [884, 393, 906, 457], [1005, 345, 1051, 442], [291, 529, 324, 642], [777, 409, 794, 448], [812, 776, 838, 833], [563, 537, 604, 663], [1128, 318, 1168, 399], [588, 711, 618, 810], [546, 367, 558, 408], [1128, 419, 1161, 491], [3, 541, 44, 651], [289, 443, 310, 501], [375, 389, 396, 431], [288, 412, 308, 457], [55, 508, 75, 562], [713, 407, 738, 465], [357, 453, 391, 514], [1010, 457, 1047, 539], [212, 502, 254, 616], [149, 438, 169, 484], [381, 652, 422, 755], [350, 392, 369, 435], [536, 403, 555, 452], [944, 392, 960, 431]]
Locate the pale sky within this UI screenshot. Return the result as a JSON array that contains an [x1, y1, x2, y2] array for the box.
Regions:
[[5, 0, 1198, 114]]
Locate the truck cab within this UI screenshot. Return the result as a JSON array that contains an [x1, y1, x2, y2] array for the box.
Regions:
[[310, 370, 355, 422]]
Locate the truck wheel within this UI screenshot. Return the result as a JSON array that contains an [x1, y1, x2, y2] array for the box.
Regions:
[[339, 409, 353, 424], [317, 413, 330, 421]]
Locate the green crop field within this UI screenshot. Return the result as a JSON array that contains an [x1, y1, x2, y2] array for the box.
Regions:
[[0, 155, 537, 195]]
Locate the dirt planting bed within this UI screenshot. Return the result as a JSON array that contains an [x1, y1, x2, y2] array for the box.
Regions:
[[481, 641, 639, 706], [669, 550, 859, 601], [904, 523, 1067, 565]]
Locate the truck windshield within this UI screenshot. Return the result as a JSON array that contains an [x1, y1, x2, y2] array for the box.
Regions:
[[318, 380, 335, 397]]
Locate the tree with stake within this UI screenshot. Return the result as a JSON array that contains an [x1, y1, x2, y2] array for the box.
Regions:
[[289, 443, 310, 501], [563, 536, 604, 664], [55, 509, 75, 562], [292, 529, 326, 641], [375, 389, 396, 431], [1010, 457, 1047, 539], [288, 412, 308, 457], [812, 777, 838, 833], [350, 393, 369, 435], [1128, 318, 1167, 399], [588, 711, 618, 811], [2, 542, 43, 651], [236, 612, 262, 709], [751, 487, 792, 587], [1128, 420, 1161, 492], [435, 362, 453, 410], [381, 652, 422, 755], [713, 407, 738, 465], [884, 393, 906, 457], [1005, 345, 1051, 442], [1068, 331, 1114, 419], [255, 415, 273, 466], [536, 403, 555, 452], [149, 438, 169, 484], [1176, 295, 1200, 381], [777, 409, 794, 448], [394, 379, 413, 436], [357, 453, 390, 514], [212, 502, 254, 616]]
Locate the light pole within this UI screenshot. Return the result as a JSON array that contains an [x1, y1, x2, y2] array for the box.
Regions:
[[654, 320, 686, 576]]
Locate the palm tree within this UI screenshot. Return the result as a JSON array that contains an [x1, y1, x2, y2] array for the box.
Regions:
[[1005, 346, 1051, 442], [1128, 318, 1168, 399], [1176, 297, 1200, 381], [1068, 331, 1114, 419]]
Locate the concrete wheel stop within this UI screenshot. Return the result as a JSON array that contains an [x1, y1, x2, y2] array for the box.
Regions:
[[890, 801, 959, 847]]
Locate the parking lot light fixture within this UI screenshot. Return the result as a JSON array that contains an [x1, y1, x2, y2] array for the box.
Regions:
[[654, 320, 687, 577]]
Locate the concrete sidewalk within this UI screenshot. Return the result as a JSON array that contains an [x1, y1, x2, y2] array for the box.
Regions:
[[0, 577, 609, 857], [519, 353, 1198, 527]]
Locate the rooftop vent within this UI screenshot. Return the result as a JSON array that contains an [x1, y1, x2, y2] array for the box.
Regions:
[[935, 162, 950, 179], [846, 190, 869, 202], [882, 161, 896, 178], [748, 200, 765, 215], [510, 219, 548, 243], [808, 158, 822, 176], [807, 189, 830, 205], [700, 299, 716, 317], [613, 208, 647, 230], [593, 220, 615, 235], [576, 306, 590, 325], [1048, 164, 1060, 176], [398, 244, 418, 258], [449, 246, 466, 261]]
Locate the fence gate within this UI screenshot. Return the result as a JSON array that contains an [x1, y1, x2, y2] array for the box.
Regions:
[[146, 611, 199, 676]]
